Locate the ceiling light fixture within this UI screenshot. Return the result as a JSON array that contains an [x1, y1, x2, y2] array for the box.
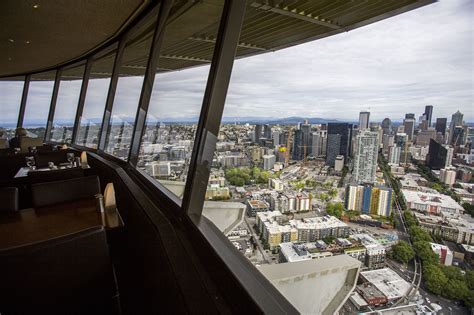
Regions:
[[26, 41, 31, 44], [33, 4, 39, 9], [8, 39, 14, 43]]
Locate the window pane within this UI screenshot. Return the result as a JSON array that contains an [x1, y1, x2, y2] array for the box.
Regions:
[[76, 48, 117, 148], [23, 71, 56, 139], [136, 3, 223, 199], [0, 77, 24, 139], [104, 11, 158, 160], [50, 65, 85, 143]]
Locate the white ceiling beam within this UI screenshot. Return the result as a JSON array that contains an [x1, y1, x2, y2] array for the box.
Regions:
[[250, 2, 341, 30], [188, 36, 268, 51]]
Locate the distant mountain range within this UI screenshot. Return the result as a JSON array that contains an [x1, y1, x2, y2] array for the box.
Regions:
[[3, 116, 473, 128]]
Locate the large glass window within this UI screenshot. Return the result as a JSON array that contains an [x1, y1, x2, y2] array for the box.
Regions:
[[104, 12, 158, 160], [76, 48, 117, 148], [23, 71, 56, 139], [50, 65, 85, 143], [0, 77, 24, 139], [136, 4, 222, 199]]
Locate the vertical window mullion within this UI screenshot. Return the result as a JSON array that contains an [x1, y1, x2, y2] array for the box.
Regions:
[[97, 35, 128, 152], [17, 75, 31, 128], [72, 58, 93, 144], [44, 69, 62, 142], [182, 0, 246, 216], [128, 0, 174, 166]]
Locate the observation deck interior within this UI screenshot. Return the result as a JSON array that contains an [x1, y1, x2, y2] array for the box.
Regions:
[[0, 0, 434, 313]]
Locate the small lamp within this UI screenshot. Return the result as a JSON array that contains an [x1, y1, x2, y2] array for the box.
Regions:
[[103, 183, 116, 211], [80, 151, 89, 168]]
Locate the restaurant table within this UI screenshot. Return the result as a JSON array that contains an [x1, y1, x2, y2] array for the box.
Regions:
[[0, 199, 124, 250], [14, 165, 90, 178]]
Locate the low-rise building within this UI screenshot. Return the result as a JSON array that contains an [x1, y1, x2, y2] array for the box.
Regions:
[[351, 234, 386, 270], [413, 211, 474, 245], [257, 213, 349, 248], [246, 199, 270, 217], [430, 243, 453, 266], [356, 283, 387, 306], [359, 268, 411, 301], [402, 189, 464, 215]]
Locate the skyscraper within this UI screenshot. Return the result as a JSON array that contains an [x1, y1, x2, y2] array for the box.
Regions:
[[326, 134, 341, 167], [381, 118, 392, 135], [405, 113, 415, 119], [427, 139, 453, 170], [403, 118, 415, 141], [424, 105, 433, 127], [359, 111, 370, 130], [436, 118, 447, 136], [449, 110, 464, 144], [353, 130, 379, 184], [292, 129, 304, 160], [254, 124, 262, 143], [263, 124, 272, 139], [326, 123, 352, 165]]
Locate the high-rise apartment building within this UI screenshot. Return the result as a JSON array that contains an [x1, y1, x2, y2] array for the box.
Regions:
[[388, 145, 401, 165], [345, 184, 392, 217], [359, 111, 370, 130], [353, 130, 379, 184], [382, 134, 394, 154]]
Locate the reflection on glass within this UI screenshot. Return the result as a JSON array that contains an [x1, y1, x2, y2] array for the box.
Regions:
[[50, 66, 85, 143], [104, 11, 158, 160], [23, 72, 55, 139], [76, 49, 116, 148], [136, 4, 222, 199], [0, 77, 24, 140]]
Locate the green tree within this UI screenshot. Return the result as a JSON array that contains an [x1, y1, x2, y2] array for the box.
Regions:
[[404, 211, 417, 228], [443, 279, 470, 301], [423, 264, 448, 295], [413, 241, 438, 265], [326, 202, 344, 219], [465, 270, 474, 290], [409, 226, 432, 243], [392, 241, 415, 264], [440, 265, 464, 281]]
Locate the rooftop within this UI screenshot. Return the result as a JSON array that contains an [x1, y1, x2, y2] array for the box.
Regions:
[[402, 189, 464, 212], [360, 268, 411, 300]]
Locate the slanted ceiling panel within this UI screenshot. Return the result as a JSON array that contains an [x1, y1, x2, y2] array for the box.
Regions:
[[1, 0, 435, 79]]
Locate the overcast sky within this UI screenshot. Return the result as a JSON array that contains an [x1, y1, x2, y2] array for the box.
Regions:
[[1, 0, 472, 126]]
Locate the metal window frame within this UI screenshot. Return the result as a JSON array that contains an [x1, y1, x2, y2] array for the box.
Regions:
[[128, 0, 174, 167], [46, 62, 86, 144], [72, 57, 93, 144], [182, 0, 246, 216], [16, 75, 31, 128], [44, 69, 62, 142], [97, 35, 128, 152]]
